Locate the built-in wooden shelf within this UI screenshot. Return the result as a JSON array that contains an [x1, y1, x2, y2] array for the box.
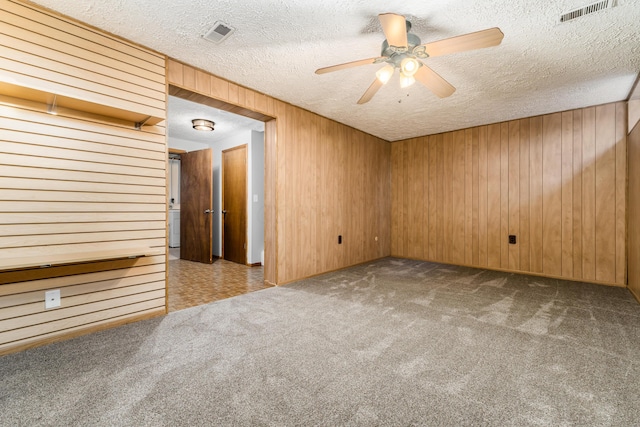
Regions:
[[0, 80, 164, 128], [0, 247, 165, 271]]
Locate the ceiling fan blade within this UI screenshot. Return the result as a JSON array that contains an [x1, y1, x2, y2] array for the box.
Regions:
[[414, 65, 456, 98], [315, 57, 382, 74], [379, 13, 408, 48], [357, 78, 384, 104], [422, 27, 504, 58]]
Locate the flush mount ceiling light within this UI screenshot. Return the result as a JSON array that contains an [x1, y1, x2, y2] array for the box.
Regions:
[[192, 119, 215, 131]]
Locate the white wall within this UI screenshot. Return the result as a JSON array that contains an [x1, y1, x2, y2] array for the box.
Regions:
[[169, 132, 265, 264], [250, 131, 265, 264]]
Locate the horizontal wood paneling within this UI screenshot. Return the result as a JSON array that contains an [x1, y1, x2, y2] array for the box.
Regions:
[[391, 102, 627, 286], [0, 275, 165, 311], [167, 60, 391, 285], [0, 0, 167, 355], [0, 0, 165, 120]]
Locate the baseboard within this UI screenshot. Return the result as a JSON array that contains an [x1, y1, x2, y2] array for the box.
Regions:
[[391, 254, 626, 288], [275, 255, 390, 286], [629, 286, 640, 305], [248, 262, 262, 267]]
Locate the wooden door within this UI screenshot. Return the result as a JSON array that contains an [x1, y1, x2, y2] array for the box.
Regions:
[[180, 148, 213, 263], [222, 145, 247, 264]]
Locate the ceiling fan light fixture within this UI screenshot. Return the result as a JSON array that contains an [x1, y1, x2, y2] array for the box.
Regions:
[[192, 119, 215, 131], [399, 73, 416, 88], [400, 57, 419, 77], [375, 64, 395, 84]]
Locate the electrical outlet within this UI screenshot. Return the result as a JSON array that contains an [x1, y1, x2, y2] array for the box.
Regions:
[[338, 235, 342, 244], [45, 289, 61, 309]]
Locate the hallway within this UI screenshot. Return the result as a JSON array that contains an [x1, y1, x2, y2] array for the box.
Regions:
[[167, 249, 271, 312]]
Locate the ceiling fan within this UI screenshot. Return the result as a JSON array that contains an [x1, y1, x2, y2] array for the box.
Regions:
[[315, 13, 504, 104]]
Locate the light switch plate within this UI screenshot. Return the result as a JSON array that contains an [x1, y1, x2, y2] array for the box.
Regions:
[[253, 194, 258, 202], [45, 289, 61, 309]]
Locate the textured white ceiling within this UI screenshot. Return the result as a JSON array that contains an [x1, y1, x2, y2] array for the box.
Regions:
[[31, 0, 640, 141], [167, 95, 263, 146]]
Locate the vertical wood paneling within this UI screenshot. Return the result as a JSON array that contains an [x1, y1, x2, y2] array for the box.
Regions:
[[452, 131, 466, 264], [478, 126, 488, 267], [615, 103, 627, 285], [274, 101, 288, 280], [408, 139, 423, 259], [391, 144, 400, 256], [561, 111, 574, 277], [471, 128, 480, 265], [529, 116, 544, 273], [500, 122, 510, 268], [428, 136, 438, 260], [465, 129, 474, 264], [519, 119, 530, 272], [594, 104, 616, 283], [436, 134, 445, 260], [487, 124, 502, 268], [264, 119, 277, 284], [399, 142, 408, 256], [443, 133, 453, 262], [422, 138, 430, 260], [542, 113, 562, 276], [401, 141, 409, 257], [572, 111, 583, 279], [628, 118, 640, 300], [299, 109, 313, 276], [317, 117, 329, 273], [582, 107, 597, 281], [508, 120, 520, 271], [390, 102, 625, 286]]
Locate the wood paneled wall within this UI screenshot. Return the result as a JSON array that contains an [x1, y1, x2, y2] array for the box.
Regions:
[[391, 103, 627, 286], [629, 119, 640, 300], [630, 99, 640, 134], [167, 60, 391, 285], [0, 0, 166, 354]]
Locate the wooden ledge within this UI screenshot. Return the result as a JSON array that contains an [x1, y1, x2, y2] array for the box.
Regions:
[[0, 81, 164, 128], [0, 247, 164, 271]]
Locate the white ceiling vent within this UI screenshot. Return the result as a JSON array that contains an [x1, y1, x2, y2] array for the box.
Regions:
[[203, 21, 235, 44], [559, 0, 616, 23]]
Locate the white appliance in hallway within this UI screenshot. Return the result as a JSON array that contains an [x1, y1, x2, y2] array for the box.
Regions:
[[169, 209, 180, 248]]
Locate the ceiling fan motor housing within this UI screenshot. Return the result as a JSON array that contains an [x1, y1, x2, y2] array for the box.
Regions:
[[380, 30, 426, 67]]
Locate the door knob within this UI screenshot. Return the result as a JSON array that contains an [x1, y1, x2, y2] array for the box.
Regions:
[[222, 210, 227, 215], [204, 209, 212, 214]]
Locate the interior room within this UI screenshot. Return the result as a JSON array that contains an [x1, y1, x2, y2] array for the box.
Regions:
[[1, 0, 640, 424]]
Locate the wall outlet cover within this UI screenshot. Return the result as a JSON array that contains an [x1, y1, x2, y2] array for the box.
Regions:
[[45, 289, 61, 309]]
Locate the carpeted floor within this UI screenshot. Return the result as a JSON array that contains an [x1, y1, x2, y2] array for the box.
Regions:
[[1, 258, 639, 426]]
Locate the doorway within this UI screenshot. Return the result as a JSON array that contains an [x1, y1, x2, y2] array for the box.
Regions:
[[166, 92, 273, 311]]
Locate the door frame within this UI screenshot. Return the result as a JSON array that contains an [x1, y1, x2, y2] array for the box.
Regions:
[[167, 84, 277, 287], [221, 144, 248, 264]]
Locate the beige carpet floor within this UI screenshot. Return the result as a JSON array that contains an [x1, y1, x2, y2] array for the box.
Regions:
[[1, 258, 639, 426]]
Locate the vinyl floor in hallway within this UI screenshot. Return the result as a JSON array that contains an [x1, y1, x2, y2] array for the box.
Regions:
[[167, 248, 271, 312]]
